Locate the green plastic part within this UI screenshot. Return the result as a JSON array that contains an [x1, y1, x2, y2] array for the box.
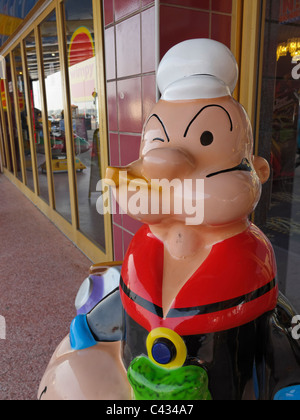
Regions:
[[127, 356, 212, 401]]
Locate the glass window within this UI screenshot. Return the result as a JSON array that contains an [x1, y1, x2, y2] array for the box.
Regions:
[[256, 0, 300, 312], [12, 44, 35, 192], [0, 79, 12, 172], [6, 54, 23, 182], [25, 31, 49, 203], [64, 0, 106, 250], [40, 10, 72, 222], [0, 122, 6, 169]]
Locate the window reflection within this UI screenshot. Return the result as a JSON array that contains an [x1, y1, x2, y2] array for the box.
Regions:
[[0, 79, 13, 173], [6, 55, 23, 182], [64, 0, 106, 250], [257, 0, 300, 311], [0, 125, 6, 169], [13, 44, 35, 192], [25, 31, 49, 203], [40, 10, 72, 222]]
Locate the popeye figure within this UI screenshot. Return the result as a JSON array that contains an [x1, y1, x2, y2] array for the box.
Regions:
[[39, 39, 300, 400]]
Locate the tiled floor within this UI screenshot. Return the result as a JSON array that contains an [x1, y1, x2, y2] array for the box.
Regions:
[[0, 174, 91, 400]]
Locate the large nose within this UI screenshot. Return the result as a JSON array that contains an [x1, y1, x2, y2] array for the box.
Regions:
[[142, 148, 194, 180]]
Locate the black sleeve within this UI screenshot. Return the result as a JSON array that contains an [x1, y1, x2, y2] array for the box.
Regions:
[[255, 292, 300, 400], [86, 287, 124, 342]]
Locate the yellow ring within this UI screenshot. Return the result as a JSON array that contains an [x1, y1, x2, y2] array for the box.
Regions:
[[68, 26, 95, 67], [146, 327, 187, 369]]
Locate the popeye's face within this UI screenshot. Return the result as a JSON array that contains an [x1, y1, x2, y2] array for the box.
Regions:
[[106, 95, 270, 226]]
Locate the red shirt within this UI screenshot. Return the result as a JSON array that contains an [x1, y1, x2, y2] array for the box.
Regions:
[[120, 224, 278, 336]]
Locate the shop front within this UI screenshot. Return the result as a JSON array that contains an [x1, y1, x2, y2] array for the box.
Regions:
[[255, 0, 300, 311], [0, 0, 299, 311]]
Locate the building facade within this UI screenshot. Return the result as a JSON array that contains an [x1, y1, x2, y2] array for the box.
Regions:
[[0, 0, 300, 310]]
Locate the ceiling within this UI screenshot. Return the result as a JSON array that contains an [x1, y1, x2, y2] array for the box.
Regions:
[[0, 0, 39, 48]]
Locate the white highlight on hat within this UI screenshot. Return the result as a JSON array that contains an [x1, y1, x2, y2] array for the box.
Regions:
[[157, 39, 239, 101]]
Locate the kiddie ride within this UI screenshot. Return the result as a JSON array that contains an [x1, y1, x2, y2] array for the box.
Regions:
[[38, 39, 300, 400]]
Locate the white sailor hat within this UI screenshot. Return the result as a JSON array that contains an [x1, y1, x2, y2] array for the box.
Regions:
[[157, 39, 239, 101]]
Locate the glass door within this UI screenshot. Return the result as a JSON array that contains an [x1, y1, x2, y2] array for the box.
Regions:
[[39, 9, 72, 222], [256, 0, 300, 312], [64, 0, 106, 251]]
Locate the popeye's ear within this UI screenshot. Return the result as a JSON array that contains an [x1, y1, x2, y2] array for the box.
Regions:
[[253, 156, 270, 184]]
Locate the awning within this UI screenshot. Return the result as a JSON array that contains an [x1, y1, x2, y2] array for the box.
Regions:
[[0, 0, 39, 48]]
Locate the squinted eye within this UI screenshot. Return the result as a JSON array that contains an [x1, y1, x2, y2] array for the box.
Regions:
[[200, 131, 214, 146], [153, 138, 165, 142]]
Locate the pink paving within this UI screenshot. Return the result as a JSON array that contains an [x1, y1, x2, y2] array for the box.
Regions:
[[0, 174, 91, 400]]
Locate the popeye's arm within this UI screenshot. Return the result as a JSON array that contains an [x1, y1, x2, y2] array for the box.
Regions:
[[70, 287, 124, 350]]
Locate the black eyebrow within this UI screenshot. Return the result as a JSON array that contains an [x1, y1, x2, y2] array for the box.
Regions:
[[184, 105, 233, 138], [145, 113, 170, 142]]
